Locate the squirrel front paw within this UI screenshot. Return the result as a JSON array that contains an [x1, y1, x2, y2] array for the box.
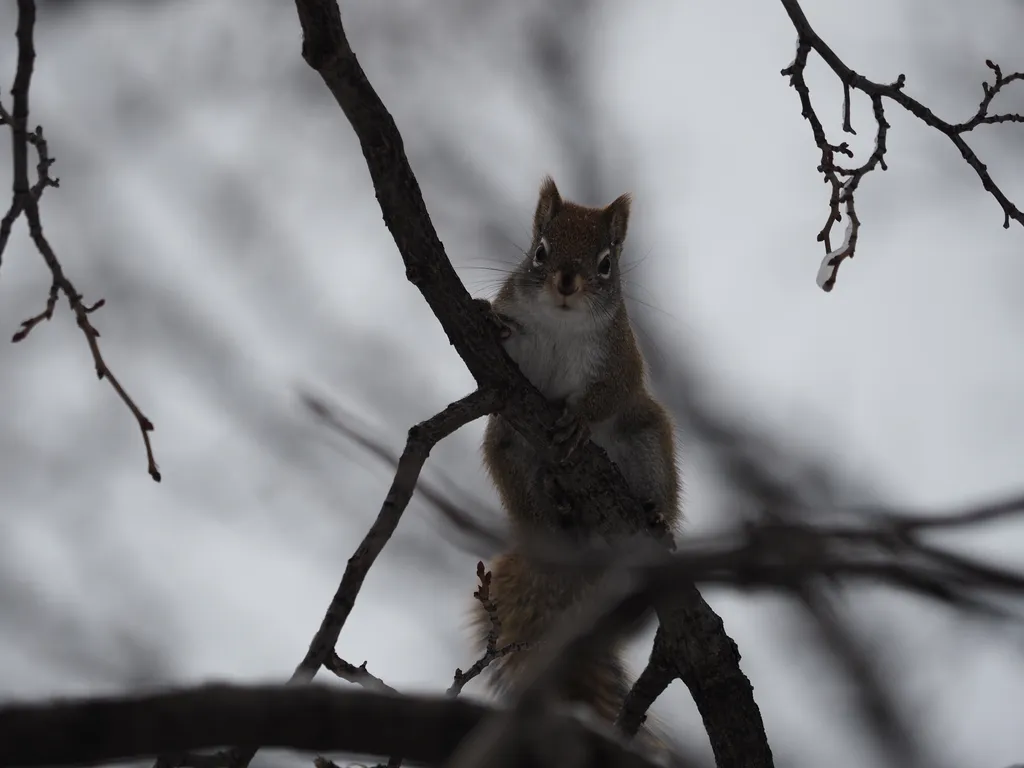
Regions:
[[550, 404, 590, 464], [473, 298, 517, 341]]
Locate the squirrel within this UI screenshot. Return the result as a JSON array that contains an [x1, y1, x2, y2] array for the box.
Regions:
[[471, 176, 682, 735]]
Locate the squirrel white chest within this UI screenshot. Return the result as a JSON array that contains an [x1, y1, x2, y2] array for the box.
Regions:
[[502, 318, 604, 403]]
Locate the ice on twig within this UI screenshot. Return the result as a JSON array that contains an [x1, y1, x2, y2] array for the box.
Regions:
[[816, 217, 854, 291]]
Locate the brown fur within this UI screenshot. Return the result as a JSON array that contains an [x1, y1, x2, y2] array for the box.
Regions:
[[473, 177, 681, 741]]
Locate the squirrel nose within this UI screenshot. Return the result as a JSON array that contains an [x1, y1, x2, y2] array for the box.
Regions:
[[556, 270, 579, 296]]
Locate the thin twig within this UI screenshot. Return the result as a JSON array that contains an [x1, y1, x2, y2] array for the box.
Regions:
[[325, 654, 397, 694], [1, 0, 159, 480], [448, 562, 530, 697]]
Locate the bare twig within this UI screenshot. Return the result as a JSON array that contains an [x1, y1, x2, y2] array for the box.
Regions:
[[0, 683, 669, 768], [325, 654, 397, 694], [779, 0, 1024, 291], [1, 0, 160, 480], [448, 562, 530, 696], [216, 388, 499, 768]]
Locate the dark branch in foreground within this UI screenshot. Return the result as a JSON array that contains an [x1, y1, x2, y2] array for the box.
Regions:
[[779, 0, 1024, 291], [0, 683, 671, 768], [0, 0, 160, 480]]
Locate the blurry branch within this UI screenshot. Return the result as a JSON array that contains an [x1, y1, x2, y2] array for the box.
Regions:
[[446, 506, 1024, 768], [304, 395, 1024, 616], [795, 586, 918, 767], [0, 683, 670, 768], [0, 0, 160, 480], [446, 560, 663, 768], [289, 2, 773, 767], [315, 380, 1024, 768], [448, 562, 530, 697], [779, 0, 1024, 292], [301, 391, 507, 555]]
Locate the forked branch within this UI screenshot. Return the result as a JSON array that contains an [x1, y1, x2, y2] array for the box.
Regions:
[[779, 0, 1024, 291]]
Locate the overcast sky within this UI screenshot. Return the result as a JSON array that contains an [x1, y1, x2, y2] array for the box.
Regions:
[[1, 1, 1024, 767]]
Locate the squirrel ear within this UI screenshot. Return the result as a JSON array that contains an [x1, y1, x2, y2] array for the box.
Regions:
[[604, 192, 631, 247], [534, 176, 562, 238]]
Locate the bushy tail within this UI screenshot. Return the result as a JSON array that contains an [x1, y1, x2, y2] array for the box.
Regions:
[[471, 552, 673, 754]]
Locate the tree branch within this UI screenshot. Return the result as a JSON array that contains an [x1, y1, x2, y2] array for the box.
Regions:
[[779, 0, 1024, 291], [0, 683, 669, 768], [1, 0, 160, 480], [289, 2, 774, 766]]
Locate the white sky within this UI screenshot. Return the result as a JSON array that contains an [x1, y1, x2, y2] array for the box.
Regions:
[[1, 1, 1023, 767]]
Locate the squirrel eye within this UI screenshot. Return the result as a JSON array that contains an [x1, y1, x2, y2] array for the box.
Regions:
[[532, 239, 548, 267], [597, 252, 612, 278]]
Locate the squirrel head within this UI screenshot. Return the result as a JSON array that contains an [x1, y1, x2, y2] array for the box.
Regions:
[[507, 176, 631, 327]]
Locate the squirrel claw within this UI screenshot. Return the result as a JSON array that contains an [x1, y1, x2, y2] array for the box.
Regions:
[[474, 298, 516, 341], [551, 405, 589, 463]]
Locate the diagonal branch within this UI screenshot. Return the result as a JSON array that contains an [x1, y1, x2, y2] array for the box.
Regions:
[[779, 0, 1024, 291], [213, 387, 499, 768]]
